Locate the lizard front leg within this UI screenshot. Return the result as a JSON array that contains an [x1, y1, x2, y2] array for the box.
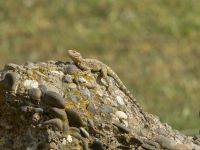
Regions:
[[77, 62, 91, 75]]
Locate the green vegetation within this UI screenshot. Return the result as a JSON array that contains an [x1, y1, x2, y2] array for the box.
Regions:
[[0, 0, 199, 135]]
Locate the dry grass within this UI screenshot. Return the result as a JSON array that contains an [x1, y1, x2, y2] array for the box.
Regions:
[[0, 0, 199, 135]]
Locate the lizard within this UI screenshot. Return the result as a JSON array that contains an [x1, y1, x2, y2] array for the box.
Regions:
[[67, 50, 147, 120]]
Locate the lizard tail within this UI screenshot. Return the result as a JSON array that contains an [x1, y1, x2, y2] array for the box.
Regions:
[[107, 68, 142, 108], [108, 68, 148, 121]]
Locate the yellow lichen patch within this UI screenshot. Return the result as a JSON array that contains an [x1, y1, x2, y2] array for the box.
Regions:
[[79, 99, 89, 106], [83, 74, 94, 81], [65, 100, 77, 109]]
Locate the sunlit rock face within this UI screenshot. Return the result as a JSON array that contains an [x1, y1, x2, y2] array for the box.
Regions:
[[0, 61, 199, 150]]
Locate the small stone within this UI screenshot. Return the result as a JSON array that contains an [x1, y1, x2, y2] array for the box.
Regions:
[[87, 102, 96, 114], [64, 64, 79, 75], [33, 108, 44, 113], [49, 142, 57, 149], [42, 91, 65, 108], [3, 72, 20, 91], [115, 111, 128, 119], [116, 96, 125, 105], [32, 113, 40, 122], [28, 88, 42, 101], [62, 138, 67, 145], [113, 122, 130, 133], [67, 135, 73, 143], [77, 76, 87, 83], [67, 83, 77, 89], [48, 107, 67, 121], [80, 127, 90, 138], [65, 108, 83, 127], [62, 75, 73, 83], [24, 80, 39, 89], [42, 118, 63, 131], [90, 140, 106, 150], [101, 105, 113, 113], [122, 120, 129, 127], [39, 84, 47, 95], [80, 88, 91, 98], [27, 69, 33, 76]]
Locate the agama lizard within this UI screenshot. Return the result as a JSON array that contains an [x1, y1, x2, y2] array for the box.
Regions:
[[67, 50, 146, 119]]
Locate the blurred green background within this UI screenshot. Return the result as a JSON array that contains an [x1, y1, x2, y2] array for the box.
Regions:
[[0, 0, 199, 135]]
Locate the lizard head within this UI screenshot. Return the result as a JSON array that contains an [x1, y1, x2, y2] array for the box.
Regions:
[[67, 50, 82, 63]]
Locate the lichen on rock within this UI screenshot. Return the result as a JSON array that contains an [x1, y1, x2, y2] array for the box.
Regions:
[[0, 60, 199, 150]]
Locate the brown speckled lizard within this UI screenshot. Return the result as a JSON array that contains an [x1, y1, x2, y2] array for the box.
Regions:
[[67, 50, 146, 119]]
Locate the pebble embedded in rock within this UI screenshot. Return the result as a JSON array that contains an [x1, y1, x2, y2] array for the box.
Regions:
[[24, 80, 39, 89], [116, 96, 125, 106], [62, 75, 73, 83], [3, 72, 19, 91], [64, 64, 79, 75], [90, 140, 106, 150], [65, 108, 83, 127], [77, 76, 87, 83], [67, 83, 77, 89], [115, 111, 128, 119], [80, 88, 91, 98], [101, 105, 113, 113], [43, 118, 63, 131], [80, 127, 90, 138], [42, 91, 65, 109], [86, 102, 96, 114], [39, 84, 47, 95], [48, 107, 68, 121], [113, 122, 130, 133], [28, 88, 42, 101]]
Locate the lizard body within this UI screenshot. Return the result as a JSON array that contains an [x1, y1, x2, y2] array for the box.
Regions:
[[67, 50, 143, 112]]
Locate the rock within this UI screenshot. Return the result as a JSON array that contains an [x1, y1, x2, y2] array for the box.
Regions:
[[67, 83, 77, 89], [116, 96, 125, 106], [77, 76, 87, 83], [100, 105, 113, 113], [28, 88, 42, 101], [48, 107, 67, 121], [80, 88, 91, 98], [24, 80, 39, 89], [64, 64, 79, 75], [62, 75, 73, 83], [90, 140, 106, 150], [42, 91, 65, 109], [115, 111, 128, 119], [86, 102, 96, 114], [80, 127, 90, 138], [0, 60, 199, 150], [65, 108, 83, 127], [113, 122, 130, 133], [3, 72, 19, 91]]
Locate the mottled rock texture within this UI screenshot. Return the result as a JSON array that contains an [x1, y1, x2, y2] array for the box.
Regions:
[[0, 60, 199, 150]]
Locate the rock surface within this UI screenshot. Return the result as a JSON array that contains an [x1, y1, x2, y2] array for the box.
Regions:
[[0, 61, 199, 150]]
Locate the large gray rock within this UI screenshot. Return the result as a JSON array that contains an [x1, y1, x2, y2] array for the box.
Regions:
[[0, 60, 199, 150]]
